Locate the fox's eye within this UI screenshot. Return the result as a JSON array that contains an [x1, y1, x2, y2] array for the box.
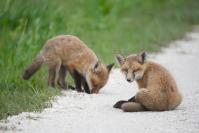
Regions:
[[122, 68, 128, 73], [134, 68, 140, 72]]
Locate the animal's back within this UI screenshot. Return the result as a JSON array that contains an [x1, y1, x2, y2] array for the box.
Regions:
[[141, 61, 182, 110], [42, 35, 98, 73]]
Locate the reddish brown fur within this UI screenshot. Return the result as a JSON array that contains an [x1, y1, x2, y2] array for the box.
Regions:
[[116, 52, 182, 112], [22, 35, 114, 93]]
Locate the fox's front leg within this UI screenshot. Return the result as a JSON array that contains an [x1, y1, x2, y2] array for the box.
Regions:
[[71, 70, 91, 94], [113, 96, 136, 109], [82, 79, 91, 94], [73, 70, 83, 92]]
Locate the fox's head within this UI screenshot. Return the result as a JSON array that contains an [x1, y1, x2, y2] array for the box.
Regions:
[[116, 51, 147, 83], [86, 61, 114, 94]]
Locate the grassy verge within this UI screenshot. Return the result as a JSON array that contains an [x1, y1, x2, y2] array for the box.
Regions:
[[0, 0, 199, 119]]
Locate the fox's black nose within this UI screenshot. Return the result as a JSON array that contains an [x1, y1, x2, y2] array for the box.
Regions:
[[127, 79, 131, 82]]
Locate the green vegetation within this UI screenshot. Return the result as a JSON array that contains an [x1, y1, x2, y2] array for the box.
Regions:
[[0, 0, 199, 119]]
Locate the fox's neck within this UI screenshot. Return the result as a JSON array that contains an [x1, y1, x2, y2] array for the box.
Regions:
[[136, 76, 147, 89]]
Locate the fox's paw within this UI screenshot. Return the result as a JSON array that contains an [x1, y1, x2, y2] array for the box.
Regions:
[[113, 100, 128, 109], [68, 85, 76, 90]]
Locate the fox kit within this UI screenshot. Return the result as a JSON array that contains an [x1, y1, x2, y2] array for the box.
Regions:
[[22, 35, 114, 94], [114, 51, 182, 112]]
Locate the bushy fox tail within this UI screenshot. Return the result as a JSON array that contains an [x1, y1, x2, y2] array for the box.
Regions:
[[22, 54, 44, 80]]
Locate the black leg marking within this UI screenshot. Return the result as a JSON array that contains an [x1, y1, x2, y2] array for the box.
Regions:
[[71, 70, 91, 94], [114, 96, 136, 109], [128, 96, 136, 102], [73, 70, 83, 92], [113, 100, 128, 109], [82, 80, 91, 94], [68, 85, 76, 90]]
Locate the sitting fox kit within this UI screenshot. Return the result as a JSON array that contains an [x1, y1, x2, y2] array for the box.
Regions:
[[22, 35, 114, 94], [114, 51, 182, 112]]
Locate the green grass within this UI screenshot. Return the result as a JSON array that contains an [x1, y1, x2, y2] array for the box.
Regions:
[[0, 0, 199, 119]]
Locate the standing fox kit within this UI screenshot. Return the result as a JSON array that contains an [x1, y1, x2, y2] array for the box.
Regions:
[[22, 35, 114, 94], [114, 51, 182, 112]]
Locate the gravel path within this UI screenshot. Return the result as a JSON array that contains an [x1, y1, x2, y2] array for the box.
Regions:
[[1, 31, 199, 133]]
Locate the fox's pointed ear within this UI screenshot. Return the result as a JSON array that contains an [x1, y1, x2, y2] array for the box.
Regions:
[[93, 61, 101, 73], [137, 51, 147, 64], [116, 54, 125, 66], [107, 63, 114, 73]]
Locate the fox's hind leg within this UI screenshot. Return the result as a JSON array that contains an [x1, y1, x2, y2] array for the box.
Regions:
[[57, 65, 68, 89], [135, 88, 160, 111], [48, 59, 61, 88], [135, 88, 167, 111]]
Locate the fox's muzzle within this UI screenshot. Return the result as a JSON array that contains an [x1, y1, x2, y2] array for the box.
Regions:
[[126, 71, 134, 83]]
